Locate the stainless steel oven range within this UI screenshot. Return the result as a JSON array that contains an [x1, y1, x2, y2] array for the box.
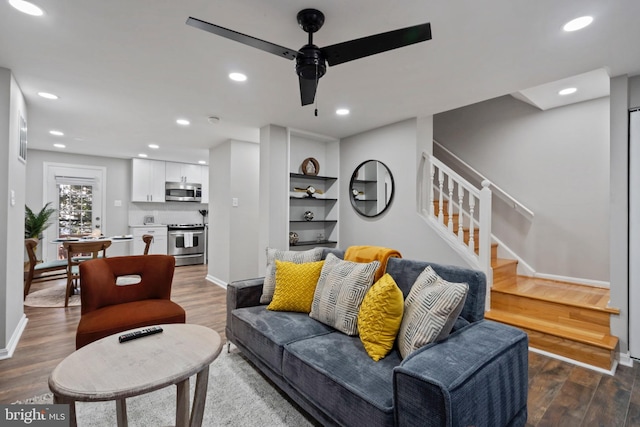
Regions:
[[167, 224, 205, 266]]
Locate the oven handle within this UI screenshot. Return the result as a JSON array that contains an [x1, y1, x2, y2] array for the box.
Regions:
[[169, 230, 205, 236], [173, 254, 204, 258]]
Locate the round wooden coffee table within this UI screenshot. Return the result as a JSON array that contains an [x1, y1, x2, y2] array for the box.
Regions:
[[49, 324, 222, 427]]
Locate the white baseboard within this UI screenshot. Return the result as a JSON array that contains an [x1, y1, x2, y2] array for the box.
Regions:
[[529, 346, 617, 376], [0, 314, 28, 360], [533, 272, 610, 288], [206, 274, 227, 289], [618, 352, 634, 367]]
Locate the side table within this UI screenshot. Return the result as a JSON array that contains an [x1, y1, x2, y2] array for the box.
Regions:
[[49, 324, 222, 427]]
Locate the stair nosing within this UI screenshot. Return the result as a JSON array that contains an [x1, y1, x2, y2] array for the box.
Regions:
[[490, 286, 619, 314], [485, 310, 618, 350]]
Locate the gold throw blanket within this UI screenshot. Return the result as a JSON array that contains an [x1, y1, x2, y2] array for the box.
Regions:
[[344, 245, 402, 281]]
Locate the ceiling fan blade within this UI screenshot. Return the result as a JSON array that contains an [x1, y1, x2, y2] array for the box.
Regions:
[[299, 77, 318, 106], [321, 22, 431, 66], [186, 17, 299, 60]]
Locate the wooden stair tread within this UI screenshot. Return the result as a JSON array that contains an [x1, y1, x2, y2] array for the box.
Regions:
[[491, 258, 517, 268], [485, 309, 618, 350], [492, 276, 619, 314]]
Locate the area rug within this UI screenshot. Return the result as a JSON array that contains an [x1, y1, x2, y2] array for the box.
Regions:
[[13, 348, 316, 426], [23, 285, 80, 308]]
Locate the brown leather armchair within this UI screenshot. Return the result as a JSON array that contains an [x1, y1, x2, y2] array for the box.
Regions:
[[75, 254, 186, 349]]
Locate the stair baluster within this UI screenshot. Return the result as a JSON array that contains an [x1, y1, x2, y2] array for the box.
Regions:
[[457, 184, 465, 243], [447, 177, 454, 232], [468, 196, 475, 251], [438, 169, 444, 225]]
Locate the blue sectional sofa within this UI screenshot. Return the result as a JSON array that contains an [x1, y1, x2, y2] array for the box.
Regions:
[[226, 249, 528, 426]]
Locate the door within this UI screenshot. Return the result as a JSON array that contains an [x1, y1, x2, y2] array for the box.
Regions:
[[43, 163, 106, 261]]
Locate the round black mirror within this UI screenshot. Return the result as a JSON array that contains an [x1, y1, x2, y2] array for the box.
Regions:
[[349, 160, 395, 217]]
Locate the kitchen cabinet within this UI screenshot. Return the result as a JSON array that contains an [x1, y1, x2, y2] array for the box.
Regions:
[[166, 162, 202, 184], [200, 166, 209, 204], [131, 159, 165, 202], [129, 225, 168, 255]]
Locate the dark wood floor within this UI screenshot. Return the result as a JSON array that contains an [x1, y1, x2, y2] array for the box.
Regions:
[[2, 265, 639, 426]]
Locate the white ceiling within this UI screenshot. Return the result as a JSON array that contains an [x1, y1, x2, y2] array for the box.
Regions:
[[1, 0, 640, 164]]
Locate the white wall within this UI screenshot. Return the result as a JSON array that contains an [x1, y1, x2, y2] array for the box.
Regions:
[[0, 69, 28, 358], [208, 140, 259, 285], [258, 125, 289, 273], [434, 96, 610, 282], [339, 118, 468, 265]]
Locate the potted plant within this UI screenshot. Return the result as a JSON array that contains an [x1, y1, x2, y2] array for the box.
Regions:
[[25, 202, 56, 239]]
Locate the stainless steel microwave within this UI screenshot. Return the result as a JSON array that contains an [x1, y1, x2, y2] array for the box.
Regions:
[[165, 182, 202, 202]]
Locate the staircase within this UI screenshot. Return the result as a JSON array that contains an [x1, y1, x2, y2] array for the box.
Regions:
[[434, 199, 619, 371]]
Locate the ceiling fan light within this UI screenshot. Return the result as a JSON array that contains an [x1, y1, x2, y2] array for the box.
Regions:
[[563, 16, 593, 32], [558, 87, 577, 95], [9, 0, 43, 16]]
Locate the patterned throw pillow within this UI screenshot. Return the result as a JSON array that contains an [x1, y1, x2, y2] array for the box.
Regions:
[[260, 247, 324, 304], [267, 260, 324, 313], [358, 273, 404, 361], [310, 253, 380, 336], [397, 266, 469, 359]]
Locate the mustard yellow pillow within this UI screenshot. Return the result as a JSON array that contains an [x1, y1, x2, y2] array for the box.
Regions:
[[357, 273, 404, 361], [267, 260, 324, 313]]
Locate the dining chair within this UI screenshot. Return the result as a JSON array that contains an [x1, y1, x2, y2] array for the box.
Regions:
[[24, 238, 67, 299], [62, 240, 112, 307], [142, 234, 154, 255]]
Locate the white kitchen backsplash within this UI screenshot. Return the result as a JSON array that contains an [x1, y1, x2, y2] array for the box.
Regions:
[[129, 202, 208, 226]]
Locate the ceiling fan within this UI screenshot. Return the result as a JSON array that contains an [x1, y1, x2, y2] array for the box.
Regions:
[[186, 9, 431, 107]]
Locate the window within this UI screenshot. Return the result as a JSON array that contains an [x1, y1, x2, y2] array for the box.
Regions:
[[58, 183, 94, 237]]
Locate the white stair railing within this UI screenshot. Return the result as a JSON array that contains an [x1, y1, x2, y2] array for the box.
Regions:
[[420, 151, 493, 306]]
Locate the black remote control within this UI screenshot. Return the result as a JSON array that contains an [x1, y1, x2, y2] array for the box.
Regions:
[[118, 326, 163, 343]]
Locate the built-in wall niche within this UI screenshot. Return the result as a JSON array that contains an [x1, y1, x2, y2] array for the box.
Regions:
[[287, 129, 339, 250]]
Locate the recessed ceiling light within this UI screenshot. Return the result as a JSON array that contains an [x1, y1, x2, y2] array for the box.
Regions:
[[176, 119, 190, 126], [138, 153, 148, 158], [53, 143, 65, 149], [559, 87, 577, 95], [336, 108, 350, 116], [38, 92, 58, 100], [563, 16, 593, 32], [229, 72, 247, 82], [9, 0, 43, 16], [198, 160, 207, 165], [49, 130, 64, 136], [148, 144, 159, 149]]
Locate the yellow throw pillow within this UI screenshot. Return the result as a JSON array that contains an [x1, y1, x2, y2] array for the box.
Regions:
[[268, 260, 324, 313], [357, 273, 404, 361]]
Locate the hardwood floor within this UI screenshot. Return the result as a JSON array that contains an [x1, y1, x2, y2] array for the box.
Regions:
[[2, 264, 639, 426]]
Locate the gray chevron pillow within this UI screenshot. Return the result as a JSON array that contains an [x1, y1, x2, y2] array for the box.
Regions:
[[260, 247, 324, 304], [398, 266, 469, 359], [310, 253, 379, 336]]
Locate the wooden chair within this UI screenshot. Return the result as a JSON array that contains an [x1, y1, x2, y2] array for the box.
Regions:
[[62, 240, 111, 308], [142, 234, 154, 255], [75, 255, 185, 349], [24, 238, 67, 299]]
